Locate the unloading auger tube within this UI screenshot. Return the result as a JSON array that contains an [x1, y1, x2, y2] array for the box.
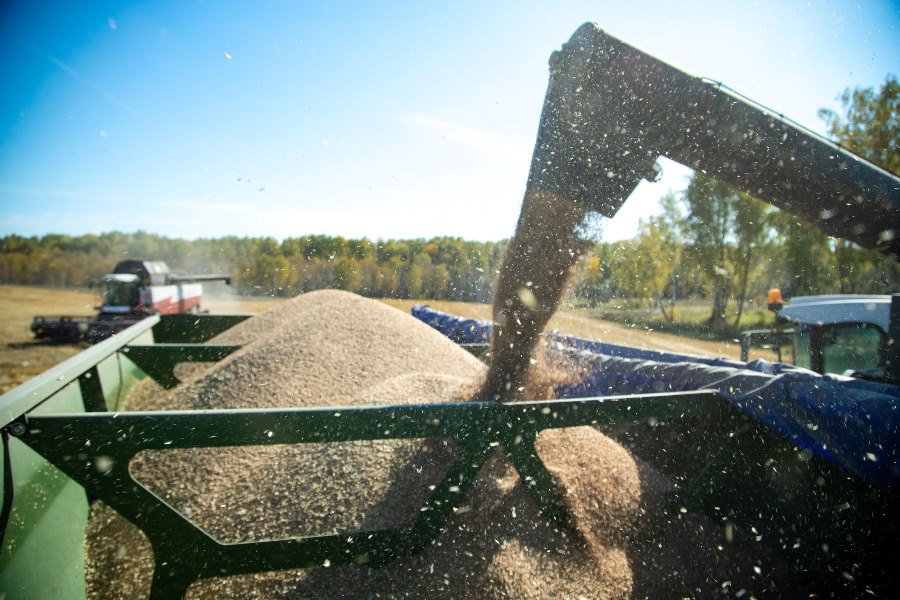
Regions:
[[477, 22, 900, 403]]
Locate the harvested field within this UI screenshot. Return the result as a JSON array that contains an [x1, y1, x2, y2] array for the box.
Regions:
[[85, 289, 796, 598], [0, 285, 759, 397], [0, 285, 93, 393]]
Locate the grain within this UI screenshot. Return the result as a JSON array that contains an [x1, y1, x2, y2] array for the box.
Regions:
[[86, 290, 793, 599]]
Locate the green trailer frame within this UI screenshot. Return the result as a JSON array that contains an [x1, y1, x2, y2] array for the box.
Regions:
[[0, 313, 247, 599], [1, 313, 894, 598]]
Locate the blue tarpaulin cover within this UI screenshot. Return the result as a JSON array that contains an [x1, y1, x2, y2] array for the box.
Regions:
[[412, 304, 900, 490]]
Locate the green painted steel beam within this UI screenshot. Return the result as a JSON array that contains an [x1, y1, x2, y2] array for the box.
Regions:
[[500, 391, 729, 428], [17, 391, 723, 450], [12, 390, 727, 598], [0, 392, 92, 600], [77, 366, 106, 412], [0, 310, 252, 599], [152, 314, 251, 344], [121, 344, 241, 389], [0, 315, 160, 428]]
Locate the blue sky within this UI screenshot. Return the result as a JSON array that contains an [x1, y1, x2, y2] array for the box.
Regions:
[[1, 1, 897, 243]]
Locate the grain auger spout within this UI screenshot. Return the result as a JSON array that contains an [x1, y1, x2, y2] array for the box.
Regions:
[[478, 22, 900, 402]]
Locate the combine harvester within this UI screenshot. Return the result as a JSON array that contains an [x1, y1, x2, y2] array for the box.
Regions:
[[30, 260, 232, 344], [1, 23, 898, 599]]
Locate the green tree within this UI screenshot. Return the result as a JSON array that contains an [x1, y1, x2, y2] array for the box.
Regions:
[[655, 192, 687, 320], [770, 211, 833, 297], [818, 74, 898, 174], [426, 263, 450, 300], [731, 193, 771, 326], [573, 247, 607, 305], [683, 174, 737, 327], [405, 253, 431, 299], [607, 239, 642, 301], [816, 74, 899, 294], [333, 256, 361, 293], [632, 216, 678, 320]]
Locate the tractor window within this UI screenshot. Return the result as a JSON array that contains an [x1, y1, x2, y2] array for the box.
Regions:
[[102, 281, 140, 308], [821, 325, 884, 376], [793, 328, 813, 370]]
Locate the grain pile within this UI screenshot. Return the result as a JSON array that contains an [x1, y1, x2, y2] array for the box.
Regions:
[[86, 290, 793, 599]]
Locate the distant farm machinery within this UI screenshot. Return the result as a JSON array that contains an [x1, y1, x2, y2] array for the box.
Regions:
[[30, 259, 231, 344]]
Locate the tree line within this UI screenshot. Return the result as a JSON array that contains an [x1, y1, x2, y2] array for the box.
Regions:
[[573, 179, 899, 328], [0, 232, 505, 303], [1, 195, 895, 321]]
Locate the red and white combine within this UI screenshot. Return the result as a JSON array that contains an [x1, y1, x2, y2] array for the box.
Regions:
[[31, 259, 231, 343]]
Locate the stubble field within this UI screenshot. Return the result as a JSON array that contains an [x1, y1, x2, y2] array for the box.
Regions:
[[0, 285, 749, 394]]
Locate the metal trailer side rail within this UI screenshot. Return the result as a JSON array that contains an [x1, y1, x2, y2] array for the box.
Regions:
[[0, 313, 247, 600], [9, 390, 730, 598], [0, 314, 750, 599], [1, 312, 894, 598]]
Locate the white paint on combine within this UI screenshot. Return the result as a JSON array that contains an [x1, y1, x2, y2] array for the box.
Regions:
[[146, 283, 203, 314]]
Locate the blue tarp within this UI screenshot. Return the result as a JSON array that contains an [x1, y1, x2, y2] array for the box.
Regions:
[[412, 305, 900, 490], [411, 304, 491, 345]]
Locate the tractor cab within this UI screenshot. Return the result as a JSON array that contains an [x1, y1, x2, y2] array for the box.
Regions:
[[98, 273, 146, 314], [742, 292, 896, 383], [779, 295, 891, 380]]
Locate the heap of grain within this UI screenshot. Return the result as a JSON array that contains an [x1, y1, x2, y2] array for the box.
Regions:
[[87, 290, 642, 598], [89, 290, 790, 598]]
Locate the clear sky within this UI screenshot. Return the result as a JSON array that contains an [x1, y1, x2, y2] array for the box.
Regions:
[[1, 1, 897, 243]]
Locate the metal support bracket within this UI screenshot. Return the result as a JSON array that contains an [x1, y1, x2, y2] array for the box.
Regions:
[[153, 314, 251, 344], [78, 366, 106, 412], [121, 344, 241, 389]]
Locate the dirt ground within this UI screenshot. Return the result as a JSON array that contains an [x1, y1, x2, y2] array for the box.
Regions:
[[0, 285, 95, 393], [0, 286, 753, 395]]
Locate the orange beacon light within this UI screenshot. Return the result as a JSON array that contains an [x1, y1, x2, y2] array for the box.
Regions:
[[767, 288, 784, 312]]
